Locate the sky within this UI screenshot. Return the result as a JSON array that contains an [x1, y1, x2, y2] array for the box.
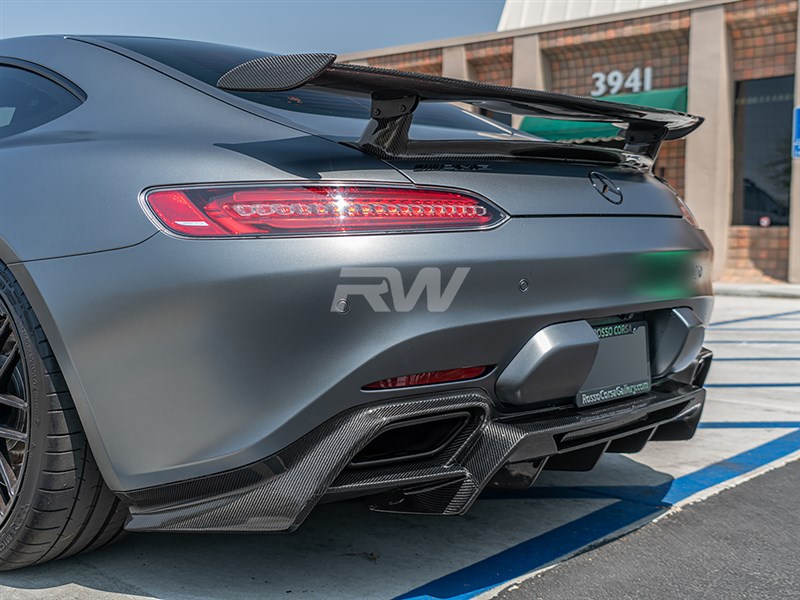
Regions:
[[0, 0, 506, 55]]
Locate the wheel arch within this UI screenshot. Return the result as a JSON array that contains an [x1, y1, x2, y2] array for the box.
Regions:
[[0, 258, 122, 491]]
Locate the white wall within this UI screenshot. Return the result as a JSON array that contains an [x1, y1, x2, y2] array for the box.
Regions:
[[498, 0, 695, 31]]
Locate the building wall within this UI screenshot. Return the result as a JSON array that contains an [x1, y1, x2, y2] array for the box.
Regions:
[[724, 0, 797, 280], [727, 0, 797, 81], [724, 226, 791, 281], [466, 39, 514, 85], [498, 0, 695, 31], [539, 11, 691, 195], [368, 48, 443, 75], [540, 17, 689, 92], [657, 140, 687, 198]]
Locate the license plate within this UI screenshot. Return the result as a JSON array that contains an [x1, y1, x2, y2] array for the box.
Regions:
[[576, 321, 651, 408]]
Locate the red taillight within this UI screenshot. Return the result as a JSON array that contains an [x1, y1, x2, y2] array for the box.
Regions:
[[146, 190, 228, 236], [363, 366, 490, 390], [144, 185, 504, 237]]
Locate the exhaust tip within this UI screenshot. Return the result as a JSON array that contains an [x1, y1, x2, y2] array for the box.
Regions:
[[349, 412, 471, 469]]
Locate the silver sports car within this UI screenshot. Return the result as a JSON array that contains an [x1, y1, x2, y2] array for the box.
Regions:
[[0, 35, 713, 569]]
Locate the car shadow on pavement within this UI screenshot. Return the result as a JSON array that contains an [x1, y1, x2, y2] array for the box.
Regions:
[[0, 454, 674, 600]]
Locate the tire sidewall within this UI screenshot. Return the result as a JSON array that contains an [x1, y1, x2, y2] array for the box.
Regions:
[[0, 274, 49, 555]]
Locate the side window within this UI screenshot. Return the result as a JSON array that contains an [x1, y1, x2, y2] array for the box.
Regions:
[[0, 65, 82, 139]]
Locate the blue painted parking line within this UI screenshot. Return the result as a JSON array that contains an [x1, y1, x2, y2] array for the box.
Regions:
[[396, 422, 800, 600], [395, 500, 658, 600], [660, 428, 800, 505], [710, 309, 800, 327]]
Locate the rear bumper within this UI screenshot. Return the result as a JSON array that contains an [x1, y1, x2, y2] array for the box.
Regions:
[[120, 350, 710, 532], [13, 215, 713, 492]]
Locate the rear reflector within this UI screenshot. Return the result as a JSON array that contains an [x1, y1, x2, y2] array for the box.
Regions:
[[364, 366, 490, 390], [145, 185, 505, 237]]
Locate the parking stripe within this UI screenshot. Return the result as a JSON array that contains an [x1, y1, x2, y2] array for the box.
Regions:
[[710, 309, 800, 327], [396, 501, 658, 600], [395, 424, 800, 600], [699, 421, 800, 428], [704, 340, 799, 344], [705, 383, 800, 388], [713, 357, 800, 362], [710, 326, 800, 329], [659, 429, 800, 505]]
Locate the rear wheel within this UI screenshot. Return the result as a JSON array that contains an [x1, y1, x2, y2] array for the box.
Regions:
[[0, 263, 128, 570]]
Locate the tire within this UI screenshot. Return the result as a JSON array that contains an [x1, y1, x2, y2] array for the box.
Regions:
[[0, 263, 128, 570]]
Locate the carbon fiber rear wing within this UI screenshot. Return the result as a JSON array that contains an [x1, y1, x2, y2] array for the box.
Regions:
[[217, 53, 702, 164]]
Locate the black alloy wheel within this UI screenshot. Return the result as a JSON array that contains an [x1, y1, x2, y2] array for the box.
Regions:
[[0, 302, 28, 525]]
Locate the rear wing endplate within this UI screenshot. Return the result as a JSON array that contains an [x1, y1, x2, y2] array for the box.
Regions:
[[217, 53, 702, 163]]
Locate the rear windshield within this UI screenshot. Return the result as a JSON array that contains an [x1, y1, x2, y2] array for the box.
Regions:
[[96, 36, 519, 139]]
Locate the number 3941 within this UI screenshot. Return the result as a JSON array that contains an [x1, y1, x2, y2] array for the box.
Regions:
[[590, 67, 653, 97]]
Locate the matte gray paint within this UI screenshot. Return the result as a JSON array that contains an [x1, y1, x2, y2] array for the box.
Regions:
[[0, 37, 713, 494], [16, 215, 711, 491], [651, 307, 706, 377], [495, 320, 598, 406], [0, 36, 407, 262], [371, 161, 685, 218]]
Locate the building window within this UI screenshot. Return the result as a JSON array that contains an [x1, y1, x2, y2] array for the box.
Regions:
[[732, 76, 794, 227]]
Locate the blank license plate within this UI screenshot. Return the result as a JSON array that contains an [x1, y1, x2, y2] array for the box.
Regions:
[[576, 322, 651, 408]]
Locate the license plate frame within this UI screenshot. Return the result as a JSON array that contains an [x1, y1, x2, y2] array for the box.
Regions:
[[576, 321, 651, 408]]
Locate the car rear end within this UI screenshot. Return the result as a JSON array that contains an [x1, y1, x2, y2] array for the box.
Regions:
[[5, 37, 713, 534]]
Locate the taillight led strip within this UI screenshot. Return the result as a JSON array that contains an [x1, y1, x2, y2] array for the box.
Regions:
[[143, 184, 506, 237]]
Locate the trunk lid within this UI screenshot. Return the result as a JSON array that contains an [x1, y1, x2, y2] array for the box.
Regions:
[[375, 153, 682, 218]]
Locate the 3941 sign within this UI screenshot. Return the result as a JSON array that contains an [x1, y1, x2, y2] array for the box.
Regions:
[[590, 67, 653, 97]]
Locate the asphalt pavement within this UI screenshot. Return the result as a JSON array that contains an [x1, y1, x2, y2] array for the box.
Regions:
[[493, 459, 800, 600], [0, 294, 798, 599]]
